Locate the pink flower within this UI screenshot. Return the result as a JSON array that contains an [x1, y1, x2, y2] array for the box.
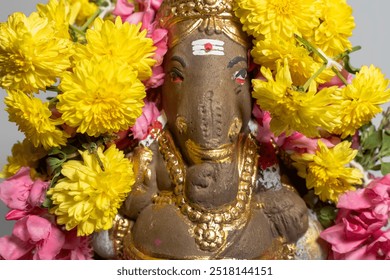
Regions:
[[338, 175, 390, 220], [144, 65, 165, 88], [0, 215, 93, 260], [113, 0, 164, 29], [56, 230, 93, 260], [351, 130, 360, 150], [0, 215, 65, 260], [276, 132, 339, 154], [113, 0, 168, 89], [131, 100, 161, 140], [320, 174, 390, 259], [252, 105, 339, 155], [149, 26, 168, 66], [318, 69, 354, 90], [0, 167, 49, 220], [113, 0, 135, 21], [252, 105, 275, 143]]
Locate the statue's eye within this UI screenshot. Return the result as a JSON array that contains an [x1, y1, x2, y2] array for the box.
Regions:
[[233, 69, 247, 85], [170, 68, 184, 83]]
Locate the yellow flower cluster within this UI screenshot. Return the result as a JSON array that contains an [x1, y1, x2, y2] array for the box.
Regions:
[[0, 11, 73, 93], [235, 0, 390, 202], [333, 65, 390, 138], [234, 0, 320, 39], [0, 139, 46, 179], [37, 0, 79, 39], [1, 0, 156, 149], [5, 90, 69, 150], [67, 0, 99, 26], [58, 17, 155, 136], [314, 0, 355, 57], [236, 0, 390, 139], [58, 57, 146, 136], [75, 17, 156, 81], [47, 146, 134, 236], [252, 61, 341, 137], [234, 0, 354, 87], [292, 141, 363, 203], [1, 0, 153, 236], [253, 62, 390, 139]]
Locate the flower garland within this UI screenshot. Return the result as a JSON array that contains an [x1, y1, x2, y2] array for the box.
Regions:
[[234, 0, 390, 259], [0, 0, 389, 260], [0, 0, 167, 260]]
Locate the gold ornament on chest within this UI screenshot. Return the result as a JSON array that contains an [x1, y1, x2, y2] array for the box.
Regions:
[[153, 129, 258, 251]]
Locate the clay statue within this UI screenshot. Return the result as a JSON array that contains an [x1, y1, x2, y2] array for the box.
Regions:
[[94, 0, 314, 259]]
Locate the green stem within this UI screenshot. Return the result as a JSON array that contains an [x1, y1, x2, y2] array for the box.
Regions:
[[93, 150, 105, 172], [332, 67, 348, 85], [303, 64, 327, 91], [334, 46, 362, 61], [46, 86, 60, 93], [69, 24, 85, 37], [295, 34, 328, 64], [80, 8, 101, 32], [378, 107, 390, 130]]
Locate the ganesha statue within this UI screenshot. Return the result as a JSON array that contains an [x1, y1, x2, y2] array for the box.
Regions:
[[94, 0, 324, 260]]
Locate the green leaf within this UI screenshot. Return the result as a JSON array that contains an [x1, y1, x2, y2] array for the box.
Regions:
[[362, 129, 381, 150], [46, 157, 63, 170], [381, 162, 390, 175], [42, 197, 53, 208], [62, 145, 78, 156], [318, 206, 337, 228], [372, 164, 382, 171], [48, 147, 63, 156], [49, 171, 63, 188], [380, 132, 390, 157]]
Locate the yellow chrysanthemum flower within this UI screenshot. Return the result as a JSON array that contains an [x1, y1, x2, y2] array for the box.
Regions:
[[234, 0, 319, 39], [252, 61, 341, 137], [5, 90, 69, 150], [333, 65, 390, 138], [57, 57, 146, 137], [47, 145, 134, 236], [313, 0, 355, 57], [37, 0, 78, 39], [67, 0, 99, 26], [0, 12, 73, 93], [291, 141, 363, 203], [252, 36, 333, 86], [0, 139, 46, 179], [76, 17, 156, 81]]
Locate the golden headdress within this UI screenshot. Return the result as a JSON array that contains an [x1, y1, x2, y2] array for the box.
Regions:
[[157, 0, 249, 47]]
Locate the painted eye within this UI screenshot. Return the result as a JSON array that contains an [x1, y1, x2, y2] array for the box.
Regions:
[[233, 69, 247, 85], [170, 69, 183, 83]]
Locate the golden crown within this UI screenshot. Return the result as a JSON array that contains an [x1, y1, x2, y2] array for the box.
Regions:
[[157, 0, 248, 47]]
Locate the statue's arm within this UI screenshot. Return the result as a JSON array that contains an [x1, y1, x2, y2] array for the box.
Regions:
[[254, 166, 309, 243], [119, 143, 158, 220], [93, 143, 160, 259]]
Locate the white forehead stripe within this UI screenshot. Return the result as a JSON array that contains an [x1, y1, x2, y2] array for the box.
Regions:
[[192, 39, 225, 56]]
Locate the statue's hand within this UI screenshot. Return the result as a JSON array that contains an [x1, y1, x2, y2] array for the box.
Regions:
[[92, 214, 133, 259], [120, 145, 157, 219], [92, 230, 116, 259], [261, 186, 309, 243]]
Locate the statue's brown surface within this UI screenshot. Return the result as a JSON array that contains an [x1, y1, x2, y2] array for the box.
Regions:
[[105, 0, 311, 259]]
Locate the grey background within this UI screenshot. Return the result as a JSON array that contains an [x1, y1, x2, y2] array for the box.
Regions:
[[1, 1, 390, 236]]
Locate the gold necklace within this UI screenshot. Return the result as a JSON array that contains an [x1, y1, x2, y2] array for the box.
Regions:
[[156, 130, 258, 252]]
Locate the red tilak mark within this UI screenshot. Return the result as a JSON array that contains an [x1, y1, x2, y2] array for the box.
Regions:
[[204, 43, 213, 52], [235, 78, 245, 85]]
